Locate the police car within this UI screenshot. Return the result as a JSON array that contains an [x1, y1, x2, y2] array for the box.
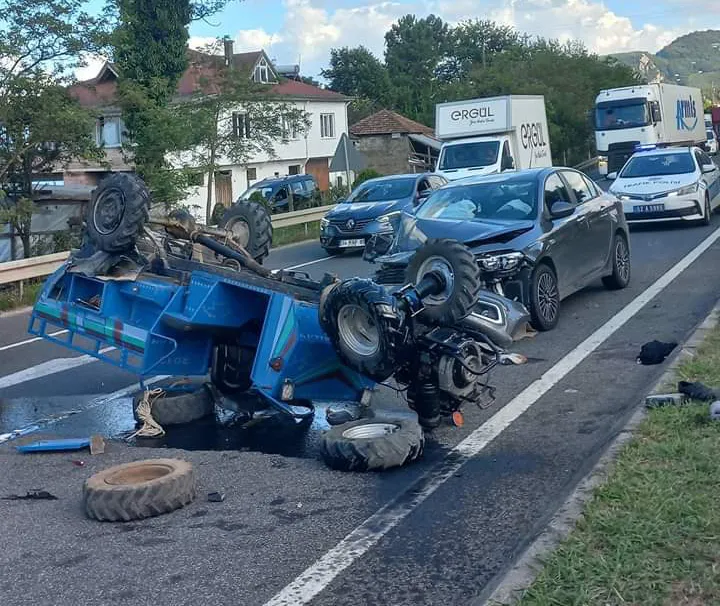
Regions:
[[608, 145, 720, 225]]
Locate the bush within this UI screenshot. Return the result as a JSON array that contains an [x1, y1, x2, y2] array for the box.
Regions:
[[352, 168, 382, 189]]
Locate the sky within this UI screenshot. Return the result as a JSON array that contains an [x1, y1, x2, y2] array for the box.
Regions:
[[77, 0, 720, 82]]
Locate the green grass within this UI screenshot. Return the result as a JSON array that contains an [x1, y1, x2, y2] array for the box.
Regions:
[[272, 220, 320, 248], [515, 323, 720, 606], [0, 280, 43, 312]]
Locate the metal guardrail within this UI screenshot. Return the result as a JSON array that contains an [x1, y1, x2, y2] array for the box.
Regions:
[[0, 204, 335, 288]]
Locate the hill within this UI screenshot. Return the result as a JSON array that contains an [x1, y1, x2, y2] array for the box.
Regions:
[[608, 30, 720, 100]]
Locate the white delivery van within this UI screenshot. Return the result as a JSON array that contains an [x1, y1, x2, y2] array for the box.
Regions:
[[435, 95, 552, 182], [594, 83, 705, 176]]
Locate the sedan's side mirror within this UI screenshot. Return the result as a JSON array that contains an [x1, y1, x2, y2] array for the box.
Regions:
[[550, 201, 575, 219], [607, 172, 618, 180], [702, 163, 716, 174]]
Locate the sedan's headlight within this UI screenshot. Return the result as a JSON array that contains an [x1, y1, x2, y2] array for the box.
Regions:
[[667, 182, 699, 197], [478, 251, 525, 272], [320, 217, 330, 229]]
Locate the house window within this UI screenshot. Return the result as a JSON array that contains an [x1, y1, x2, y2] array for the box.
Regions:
[[232, 112, 250, 138], [96, 116, 123, 148], [282, 117, 299, 140], [246, 167, 257, 182], [320, 113, 335, 139], [253, 58, 271, 84], [187, 171, 204, 187], [288, 164, 301, 175]]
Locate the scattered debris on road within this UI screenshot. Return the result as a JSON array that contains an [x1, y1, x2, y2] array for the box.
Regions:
[[678, 380, 717, 401], [637, 340, 677, 365], [710, 401, 720, 420], [645, 393, 689, 408], [16, 435, 106, 454], [207, 491, 225, 503], [2, 490, 58, 501]]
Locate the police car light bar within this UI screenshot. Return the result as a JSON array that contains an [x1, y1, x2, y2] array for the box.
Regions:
[[634, 143, 658, 152]]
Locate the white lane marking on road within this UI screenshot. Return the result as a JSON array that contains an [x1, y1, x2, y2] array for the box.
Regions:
[[263, 226, 720, 606], [0, 346, 114, 390], [0, 375, 168, 444], [0, 329, 68, 353], [272, 256, 332, 274]]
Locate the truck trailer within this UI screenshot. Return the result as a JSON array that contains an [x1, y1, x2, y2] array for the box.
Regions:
[[434, 95, 552, 181], [594, 83, 705, 176]]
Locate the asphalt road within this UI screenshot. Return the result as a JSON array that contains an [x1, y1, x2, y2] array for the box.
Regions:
[[2, 211, 720, 606]]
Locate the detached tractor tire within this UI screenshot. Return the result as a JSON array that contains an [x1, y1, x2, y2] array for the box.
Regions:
[[405, 239, 481, 326], [132, 382, 215, 426], [86, 173, 151, 254], [83, 458, 196, 522], [219, 201, 272, 263], [319, 417, 424, 472], [320, 278, 400, 383]]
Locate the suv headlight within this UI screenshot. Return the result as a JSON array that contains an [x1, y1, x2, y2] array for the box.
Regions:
[[668, 183, 699, 197], [377, 212, 400, 229], [320, 217, 330, 229], [477, 251, 525, 271]]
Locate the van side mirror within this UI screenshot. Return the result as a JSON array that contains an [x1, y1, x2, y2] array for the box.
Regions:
[[650, 101, 661, 123]]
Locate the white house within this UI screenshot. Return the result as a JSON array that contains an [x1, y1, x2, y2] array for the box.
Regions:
[[67, 43, 351, 223]]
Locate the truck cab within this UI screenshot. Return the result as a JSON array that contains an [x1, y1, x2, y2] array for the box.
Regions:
[[436, 135, 517, 181]]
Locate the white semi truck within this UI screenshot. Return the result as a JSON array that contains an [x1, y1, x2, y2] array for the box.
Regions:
[[434, 95, 552, 181], [594, 83, 705, 176]]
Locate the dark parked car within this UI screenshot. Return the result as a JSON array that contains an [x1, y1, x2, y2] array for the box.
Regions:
[[367, 167, 631, 331], [238, 174, 317, 213], [319, 173, 447, 255]]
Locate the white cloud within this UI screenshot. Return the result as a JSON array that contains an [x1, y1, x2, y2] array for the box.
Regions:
[[227, 0, 708, 77]]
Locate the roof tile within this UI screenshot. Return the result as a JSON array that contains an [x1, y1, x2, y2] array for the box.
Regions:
[[350, 109, 434, 136]]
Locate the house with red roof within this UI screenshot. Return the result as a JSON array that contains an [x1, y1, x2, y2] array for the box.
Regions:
[[66, 41, 351, 222], [349, 109, 441, 175]]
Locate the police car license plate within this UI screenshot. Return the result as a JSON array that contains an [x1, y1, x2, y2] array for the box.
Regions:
[[338, 238, 365, 247], [634, 204, 664, 213]]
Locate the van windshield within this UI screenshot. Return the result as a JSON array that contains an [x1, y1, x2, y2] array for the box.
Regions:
[[439, 141, 500, 170]]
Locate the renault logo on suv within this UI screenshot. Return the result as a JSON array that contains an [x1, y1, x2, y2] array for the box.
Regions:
[[346, 218, 355, 229]]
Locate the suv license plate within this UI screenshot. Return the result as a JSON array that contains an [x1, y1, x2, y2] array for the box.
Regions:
[[634, 204, 665, 213], [338, 239, 365, 247]]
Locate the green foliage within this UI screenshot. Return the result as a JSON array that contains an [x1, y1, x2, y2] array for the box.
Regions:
[[352, 169, 382, 188], [322, 47, 391, 105], [0, 0, 106, 258]]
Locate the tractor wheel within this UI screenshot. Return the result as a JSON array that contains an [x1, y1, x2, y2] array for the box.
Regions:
[[218, 201, 273, 263], [319, 417, 424, 472], [320, 278, 400, 383], [132, 381, 215, 426], [210, 344, 255, 395], [86, 173, 150, 254], [83, 459, 196, 522], [405, 239, 481, 326]]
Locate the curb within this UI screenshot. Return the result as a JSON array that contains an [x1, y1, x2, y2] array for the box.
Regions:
[[479, 298, 720, 606]]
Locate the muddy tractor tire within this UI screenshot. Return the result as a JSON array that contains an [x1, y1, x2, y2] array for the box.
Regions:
[[405, 239, 481, 326], [218, 201, 273, 264], [320, 278, 400, 383], [132, 381, 215, 426], [319, 417, 424, 472], [86, 173, 151, 254], [83, 458, 196, 522]]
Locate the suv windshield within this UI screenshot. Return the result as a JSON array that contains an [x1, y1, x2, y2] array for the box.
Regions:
[[239, 183, 276, 201], [347, 178, 416, 202], [620, 152, 696, 178], [439, 141, 500, 170], [595, 101, 650, 130], [416, 178, 537, 222]]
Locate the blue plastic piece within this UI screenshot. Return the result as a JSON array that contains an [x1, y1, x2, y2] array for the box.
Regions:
[[17, 438, 91, 453]]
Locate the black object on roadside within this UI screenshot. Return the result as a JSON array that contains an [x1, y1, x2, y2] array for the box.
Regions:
[[2, 490, 58, 501], [637, 340, 677, 365], [207, 491, 225, 503], [678, 381, 718, 402]]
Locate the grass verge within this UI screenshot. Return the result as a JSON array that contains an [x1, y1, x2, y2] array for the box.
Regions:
[[0, 280, 43, 313], [515, 322, 720, 606], [272, 220, 320, 248]]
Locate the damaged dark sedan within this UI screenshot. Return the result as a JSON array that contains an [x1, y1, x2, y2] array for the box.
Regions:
[[366, 167, 631, 331]]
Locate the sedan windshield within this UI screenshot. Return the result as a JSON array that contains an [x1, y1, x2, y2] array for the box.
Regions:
[[620, 153, 696, 178], [416, 178, 537, 222], [439, 141, 500, 170], [347, 178, 416, 202]]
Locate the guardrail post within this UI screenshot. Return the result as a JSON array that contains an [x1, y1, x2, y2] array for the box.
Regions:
[[18, 279, 24, 299]]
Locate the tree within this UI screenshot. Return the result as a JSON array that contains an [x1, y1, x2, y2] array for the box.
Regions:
[[175, 41, 310, 221], [384, 14, 451, 124], [0, 0, 105, 258], [322, 47, 391, 103]]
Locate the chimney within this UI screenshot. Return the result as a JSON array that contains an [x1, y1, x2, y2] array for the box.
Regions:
[[223, 37, 234, 67]]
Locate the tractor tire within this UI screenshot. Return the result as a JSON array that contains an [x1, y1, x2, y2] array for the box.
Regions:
[[219, 201, 272, 263], [405, 239, 481, 326], [210, 345, 255, 395], [86, 173, 150, 254], [83, 458, 196, 522], [320, 278, 400, 383], [132, 381, 215, 426], [319, 417, 424, 472]]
